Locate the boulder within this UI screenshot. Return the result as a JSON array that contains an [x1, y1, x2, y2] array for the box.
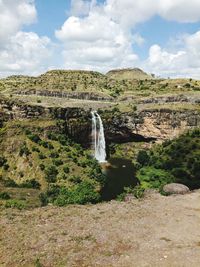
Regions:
[[163, 183, 190, 195]]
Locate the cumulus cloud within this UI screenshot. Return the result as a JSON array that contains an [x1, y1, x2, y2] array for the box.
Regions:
[[106, 0, 200, 27], [55, 0, 200, 74], [0, 32, 51, 76], [70, 0, 92, 16], [145, 31, 200, 78], [0, 0, 52, 77], [56, 9, 138, 71], [0, 0, 36, 43]]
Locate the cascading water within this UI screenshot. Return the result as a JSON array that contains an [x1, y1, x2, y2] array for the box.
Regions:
[[91, 111, 107, 163]]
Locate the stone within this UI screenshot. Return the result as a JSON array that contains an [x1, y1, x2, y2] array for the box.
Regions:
[[124, 194, 136, 202], [163, 183, 190, 195]]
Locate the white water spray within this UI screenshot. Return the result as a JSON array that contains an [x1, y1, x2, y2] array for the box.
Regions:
[[91, 111, 107, 163]]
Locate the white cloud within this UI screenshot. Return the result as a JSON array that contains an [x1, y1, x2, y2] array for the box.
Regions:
[[145, 31, 200, 78], [55, 0, 200, 74], [0, 0, 36, 43], [70, 0, 92, 16], [0, 0, 52, 77], [106, 0, 200, 27], [0, 32, 51, 76], [56, 9, 138, 72]]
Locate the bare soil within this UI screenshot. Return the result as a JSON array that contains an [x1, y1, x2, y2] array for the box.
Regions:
[[1, 190, 200, 267]]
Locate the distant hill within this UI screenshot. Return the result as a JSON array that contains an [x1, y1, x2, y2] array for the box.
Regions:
[[106, 68, 153, 80]]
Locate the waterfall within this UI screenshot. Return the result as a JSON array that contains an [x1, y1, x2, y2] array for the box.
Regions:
[[91, 111, 107, 163]]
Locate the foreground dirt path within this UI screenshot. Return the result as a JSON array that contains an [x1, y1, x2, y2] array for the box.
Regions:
[[1, 191, 200, 267]]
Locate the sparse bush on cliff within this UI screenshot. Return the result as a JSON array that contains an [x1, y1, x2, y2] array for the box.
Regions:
[[44, 165, 58, 183], [28, 133, 41, 143], [19, 179, 41, 189], [0, 192, 11, 200]]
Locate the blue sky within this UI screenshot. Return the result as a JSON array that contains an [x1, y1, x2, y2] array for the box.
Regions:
[[1, 0, 200, 78]]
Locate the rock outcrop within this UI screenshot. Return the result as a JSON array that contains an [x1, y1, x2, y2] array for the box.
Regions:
[[0, 98, 200, 145], [163, 183, 190, 195]]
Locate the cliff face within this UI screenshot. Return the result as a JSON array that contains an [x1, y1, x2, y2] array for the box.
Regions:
[[1, 98, 199, 145], [126, 109, 200, 140]]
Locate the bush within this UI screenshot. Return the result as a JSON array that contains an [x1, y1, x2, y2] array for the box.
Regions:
[[140, 129, 200, 189], [0, 191, 11, 200], [47, 143, 54, 150], [39, 163, 45, 171], [4, 199, 26, 210], [45, 165, 58, 183], [137, 150, 150, 166], [32, 146, 40, 153], [3, 164, 9, 171], [0, 156, 7, 167], [19, 179, 41, 189], [136, 166, 174, 189], [63, 165, 70, 174], [39, 192, 48, 206], [28, 134, 41, 143], [52, 158, 63, 166], [47, 132, 58, 141], [54, 181, 100, 206], [19, 143, 31, 156], [4, 178, 18, 187], [69, 175, 82, 183], [38, 152, 46, 160], [39, 140, 49, 148], [117, 185, 144, 201], [49, 151, 59, 158]]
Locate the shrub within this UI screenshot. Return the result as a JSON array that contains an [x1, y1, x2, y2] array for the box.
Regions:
[[63, 165, 70, 174], [39, 140, 49, 148], [140, 129, 200, 189], [19, 171, 24, 178], [45, 165, 58, 183], [47, 132, 58, 141], [0, 191, 11, 200], [136, 166, 174, 189], [0, 156, 7, 167], [3, 164, 9, 171], [32, 146, 40, 153], [38, 152, 46, 160], [54, 181, 100, 206], [19, 143, 31, 157], [47, 143, 54, 150], [19, 179, 41, 189], [4, 199, 26, 210], [49, 151, 59, 158], [39, 192, 48, 206], [137, 150, 150, 166], [52, 158, 63, 166], [69, 175, 82, 184], [39, 163, 45, 171], [28, 134, 41, 143], [117, 185, 144, 201], [4, 178, 18, 187]]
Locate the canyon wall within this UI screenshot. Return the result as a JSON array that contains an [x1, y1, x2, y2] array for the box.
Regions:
[[0, 98, 200, 145]]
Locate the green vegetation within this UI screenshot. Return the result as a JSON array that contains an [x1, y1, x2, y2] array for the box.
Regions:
[[4, 199, 27, 209], [0, 191, 11, 200], [0, 118, 107, 207], [136, 128, 200, 190]]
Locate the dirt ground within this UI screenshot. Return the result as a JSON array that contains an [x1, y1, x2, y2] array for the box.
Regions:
[[1, 190, 200, 267]]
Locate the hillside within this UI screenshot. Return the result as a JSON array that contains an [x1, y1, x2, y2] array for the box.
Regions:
[[106, 68, 153, 80], [0, 67, 200, 267]]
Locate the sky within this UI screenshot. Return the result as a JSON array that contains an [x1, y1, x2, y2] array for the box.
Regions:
[[0, 0, 200, 78]]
